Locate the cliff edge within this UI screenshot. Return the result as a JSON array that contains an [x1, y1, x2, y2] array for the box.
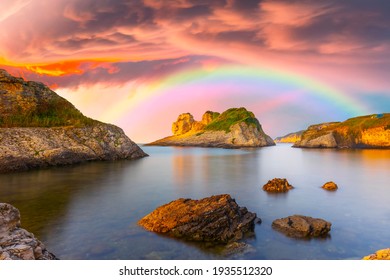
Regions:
[[293, 114, 390, 148], [147, 108, 275, 148], [274, 130, 304, 143], [0, 69, 147, 173]]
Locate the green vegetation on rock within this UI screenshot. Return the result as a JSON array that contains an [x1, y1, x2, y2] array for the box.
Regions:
[[205, 107, 261, 132]]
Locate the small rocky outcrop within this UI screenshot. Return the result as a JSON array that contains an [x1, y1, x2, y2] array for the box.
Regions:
[[147, 108, 275, 148], [274, 130, 304, 143], [293, 114, 390, 149], [272, 215, 331, 238], [0, 69, 147, 173], [363, 248, 390, 260], [138, 194, 257, 244], [262, 178, 294, 193], [0, 203, 57, 260], [322, 181, 338, 191]]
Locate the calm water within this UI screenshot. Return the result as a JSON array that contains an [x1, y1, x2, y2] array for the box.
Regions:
[[0, 144, 389, 260]]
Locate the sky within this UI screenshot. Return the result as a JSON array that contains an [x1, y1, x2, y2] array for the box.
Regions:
[[0, 0, 389, 142]]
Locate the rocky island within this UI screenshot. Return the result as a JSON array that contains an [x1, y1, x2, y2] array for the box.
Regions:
[[293, 114, 390, 148], [274, 130, 304, 143], [0, 69, 147, 173], [147, 108, 275, 148]]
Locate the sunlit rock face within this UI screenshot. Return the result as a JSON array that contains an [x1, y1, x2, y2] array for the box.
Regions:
[[293, 114, 390, 149], [148, 107, 275, 148]]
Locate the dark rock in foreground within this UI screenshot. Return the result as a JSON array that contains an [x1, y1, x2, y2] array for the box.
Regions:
[[363, 248, 390, 260], [322, 181, 338, 191], [262, 178, 294, 193], [0, 203, 57, 260], [138, 194, 257, 244], [272, 215, 331, 238]]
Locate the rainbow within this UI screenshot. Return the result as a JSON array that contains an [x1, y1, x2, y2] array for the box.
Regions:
[[107, 64, 369, 123], [82, 63, 374, 142]]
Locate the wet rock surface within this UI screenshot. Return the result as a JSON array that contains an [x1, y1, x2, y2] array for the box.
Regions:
[[0, 203, 57, 260], [272, 215, 331, 238], [262, 178, 294, 193], [138, 194, 257, 244], [322, 181, 338, 191]]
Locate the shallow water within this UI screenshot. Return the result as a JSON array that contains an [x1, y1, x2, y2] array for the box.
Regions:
[[0, 144, 389, 259]]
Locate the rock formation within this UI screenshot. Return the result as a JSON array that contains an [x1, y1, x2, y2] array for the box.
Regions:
[[293, 114, 390, 149], [274, 130, 304, 143], [363, 248, 390, 260], [272, 215, 331, 238], [0, 69, 147, 173], [0, 203, 57, 260], [147, 108, 275, 148], [322, 181, 338, 191], [138, 194, 258, 244], [262, 178, 294, 193]]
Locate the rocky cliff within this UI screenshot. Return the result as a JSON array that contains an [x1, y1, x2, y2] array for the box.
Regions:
[[274, 130, 304, 143], [0, 69, 147, 173], [0, 203, 57, 260], [293, 114, 390, 148], [147, 108, 275, 148]]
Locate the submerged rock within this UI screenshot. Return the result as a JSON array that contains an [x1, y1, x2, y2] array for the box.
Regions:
[[272, 215, 331, 238], [138, 194, 257, 244], [262, 178, 294, 193], [322, 181, 338, 191], [0, 203, 57, 260], [363, 248, 390, 260]]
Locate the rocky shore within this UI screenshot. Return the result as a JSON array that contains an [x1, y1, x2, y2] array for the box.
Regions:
[[0, 203, 57, 260], [147, 108, 275, 148], [293, 114, 390, 148], [0, 69, 147, 173]]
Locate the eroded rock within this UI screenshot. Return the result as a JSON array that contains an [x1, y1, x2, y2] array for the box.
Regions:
[[0, 203, 57, 260], [138, 194, 257, 244], [272, 215, 331, 238], [262, 178, 294, 193]]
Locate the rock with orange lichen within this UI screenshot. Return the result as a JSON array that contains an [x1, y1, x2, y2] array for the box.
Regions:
[[322, 181, 338, 191], [138, 194, 258, 244], [262, 178, 294, 193], [363, 248, 390, 260]]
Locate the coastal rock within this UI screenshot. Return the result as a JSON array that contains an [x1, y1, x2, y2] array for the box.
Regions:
[[0, 69, 147, 173], [363, 248, 390, 260], [138, 194, 257, 244], [147, 108, 275, 148], [272, 215, 331, 238], [262, 178, 294, 193], [0, 203, 57, 260], [293, 114, 390, 149], [322, 181, 338, 191], [274, 130, 304, 143]]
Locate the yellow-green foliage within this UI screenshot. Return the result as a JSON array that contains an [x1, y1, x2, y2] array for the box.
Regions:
[[205, 107, 261, 132]]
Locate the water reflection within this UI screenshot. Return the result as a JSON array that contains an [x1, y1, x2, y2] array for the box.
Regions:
[[0, 145, 389, 260]]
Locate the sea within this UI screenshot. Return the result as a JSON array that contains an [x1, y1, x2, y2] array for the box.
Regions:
[[0, 144, 389, 260]]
